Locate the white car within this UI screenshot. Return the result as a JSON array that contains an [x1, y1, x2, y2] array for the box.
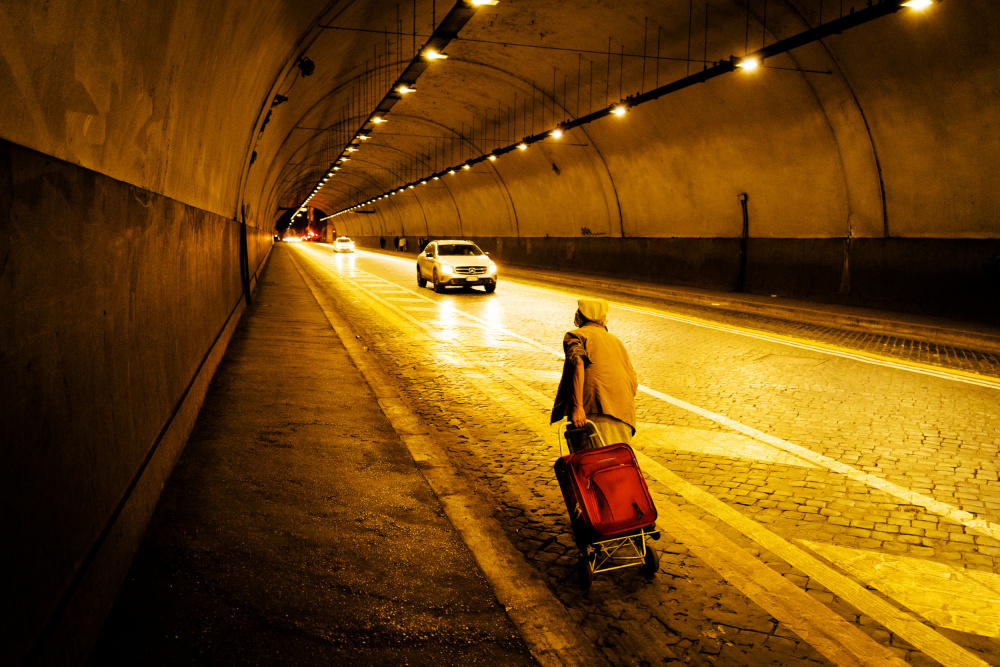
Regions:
[[417, 240, 497, 293], [333, 236, 355, 252]]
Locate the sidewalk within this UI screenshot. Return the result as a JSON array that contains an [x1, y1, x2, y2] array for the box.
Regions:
[[89, 248, 537, 665]]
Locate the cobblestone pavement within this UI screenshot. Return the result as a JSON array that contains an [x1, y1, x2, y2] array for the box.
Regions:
[[292, 244, 1000, 667]]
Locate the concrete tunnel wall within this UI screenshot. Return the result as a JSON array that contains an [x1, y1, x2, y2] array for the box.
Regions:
[[0, 1, 289, 662], [1, 0, 999, 663], [0, 139, 272, 664]]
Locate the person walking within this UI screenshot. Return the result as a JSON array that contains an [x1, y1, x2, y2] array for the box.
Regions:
[[551, 298, 637, 448]]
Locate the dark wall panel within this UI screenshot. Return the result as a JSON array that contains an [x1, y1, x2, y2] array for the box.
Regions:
[[0, 139, 271, 664]]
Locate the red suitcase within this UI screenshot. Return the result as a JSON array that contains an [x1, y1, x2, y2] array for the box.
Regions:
[[555, 442, 658, 545]]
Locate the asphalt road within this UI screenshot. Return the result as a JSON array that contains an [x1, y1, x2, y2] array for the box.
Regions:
[[289, 243, 1000, 667]]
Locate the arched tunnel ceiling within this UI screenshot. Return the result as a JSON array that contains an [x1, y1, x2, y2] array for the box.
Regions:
[[2, 1, 997, 239]]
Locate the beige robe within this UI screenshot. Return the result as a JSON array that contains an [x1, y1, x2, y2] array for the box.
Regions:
[[550, 322, 637, 434]]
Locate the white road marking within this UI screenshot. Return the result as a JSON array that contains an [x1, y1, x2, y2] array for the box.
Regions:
[[635, 423, 819, 469]]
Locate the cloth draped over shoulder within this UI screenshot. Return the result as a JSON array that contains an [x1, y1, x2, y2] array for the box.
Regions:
[[550, 322, 638, 433]]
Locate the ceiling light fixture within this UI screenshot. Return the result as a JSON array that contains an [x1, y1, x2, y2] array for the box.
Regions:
[[423, 50, 448, 60], [550, 128, 563, 139], [611, 104, 628, 116], [736, 56, 760, 71]]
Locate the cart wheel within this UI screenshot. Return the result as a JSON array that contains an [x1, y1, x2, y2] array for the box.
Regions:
[[577, 556, 593, 590], [642, 545, 659, 578]]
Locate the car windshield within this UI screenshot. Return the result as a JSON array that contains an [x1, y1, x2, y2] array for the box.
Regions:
[[437, 243, 483, 256], [336, 237, 350, 242]]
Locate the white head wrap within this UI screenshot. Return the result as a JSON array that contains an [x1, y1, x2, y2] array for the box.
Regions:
[[576, 298, 608, 325]]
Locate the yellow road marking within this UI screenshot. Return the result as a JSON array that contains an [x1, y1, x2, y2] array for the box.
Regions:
[[802, 541, 1000, 639]]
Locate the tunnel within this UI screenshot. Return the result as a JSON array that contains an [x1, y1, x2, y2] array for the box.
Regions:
[[2, 0, 999, 664]]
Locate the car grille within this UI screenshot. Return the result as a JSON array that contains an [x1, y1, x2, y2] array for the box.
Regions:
[[455, 266, 486, 275]]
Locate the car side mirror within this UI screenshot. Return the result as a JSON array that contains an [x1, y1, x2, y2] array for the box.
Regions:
[[485, 251, 490, 256]]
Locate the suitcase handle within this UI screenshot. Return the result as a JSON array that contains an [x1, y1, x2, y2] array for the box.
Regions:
[[560, 420, 607, 456]]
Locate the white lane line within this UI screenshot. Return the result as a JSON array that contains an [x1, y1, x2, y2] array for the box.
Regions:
[[311, 254, 1000, 543], [639, 384, 1000, 542]]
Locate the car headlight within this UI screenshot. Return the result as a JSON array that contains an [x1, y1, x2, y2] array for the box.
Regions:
[[440, 262, 454, 274], [487, 262, 497, 275]]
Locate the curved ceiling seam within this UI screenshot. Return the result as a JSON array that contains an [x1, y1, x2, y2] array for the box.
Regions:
[[326, 58, 622, 235], [380, 113, 514, 238], [290, 1, 500, 216], [337, 111, 507, 228], [265, 65, 406, 213], [771, 0, 888, 241], [323, 133, 460, 236], [235, 0, 353, 221], [337, 118, 467, 232], [267, 45, 444, 213]]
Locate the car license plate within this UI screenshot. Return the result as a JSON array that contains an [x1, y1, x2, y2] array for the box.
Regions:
[[466, 276, 478, 281]]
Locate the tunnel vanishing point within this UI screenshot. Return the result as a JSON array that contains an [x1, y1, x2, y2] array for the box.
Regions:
[[2, 1, 999, 664]]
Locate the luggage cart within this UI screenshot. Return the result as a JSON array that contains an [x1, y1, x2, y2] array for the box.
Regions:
[[555, 422, 660, 589]]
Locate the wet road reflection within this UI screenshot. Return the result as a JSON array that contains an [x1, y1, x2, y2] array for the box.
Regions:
[[293, 243, 1000, 666]]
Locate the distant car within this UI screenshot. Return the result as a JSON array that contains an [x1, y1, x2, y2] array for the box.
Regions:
[[416, 240, 497, 293], [334, 236, 355, 253]]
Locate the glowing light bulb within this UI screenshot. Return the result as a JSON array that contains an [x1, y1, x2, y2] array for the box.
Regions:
[[902, 0, 932, 7], [517, 143, 528, 150], [550, 128, 563, 139], [488, 154, 497, 161], [424, 50, 447, 60], [611, 104, 627, 116], [737, 57, 760, 71], [462, 164, 471, 170], [398, 85, 416, 94], [372, 117, 387, 124]]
